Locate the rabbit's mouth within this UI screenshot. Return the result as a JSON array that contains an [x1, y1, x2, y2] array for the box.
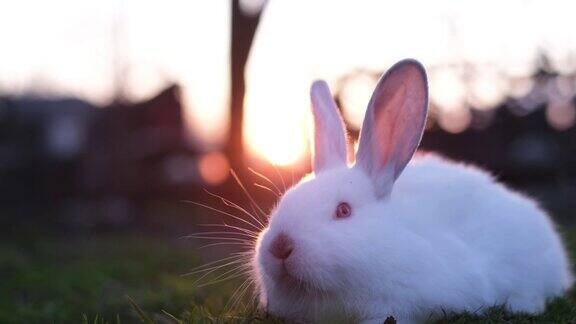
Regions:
[[279, 261, 301, 284], [276, 261, 327, 295]]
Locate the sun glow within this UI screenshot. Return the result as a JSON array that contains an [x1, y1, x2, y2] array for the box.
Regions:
[[243, 80, 310, 166], [243, 0, 576, 166], [245, 119, 308, 166]]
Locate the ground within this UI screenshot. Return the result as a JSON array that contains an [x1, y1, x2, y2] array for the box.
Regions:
[[1, 224, 576, 323]]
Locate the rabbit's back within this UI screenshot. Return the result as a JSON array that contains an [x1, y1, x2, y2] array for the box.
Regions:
[[390, 154, 572, 313]]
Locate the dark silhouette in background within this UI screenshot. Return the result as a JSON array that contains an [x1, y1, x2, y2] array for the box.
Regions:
[[0, 86, 204, 228]]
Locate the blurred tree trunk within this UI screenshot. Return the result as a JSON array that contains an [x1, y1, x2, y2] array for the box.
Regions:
[[227, 0, 264, 170]]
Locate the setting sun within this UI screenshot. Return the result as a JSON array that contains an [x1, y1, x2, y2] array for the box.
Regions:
[[243, 85, 309, 166], [245, 122, 307, 166]]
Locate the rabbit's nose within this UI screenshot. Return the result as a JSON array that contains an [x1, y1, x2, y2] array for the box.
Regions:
[[269, 232, 294, 260]]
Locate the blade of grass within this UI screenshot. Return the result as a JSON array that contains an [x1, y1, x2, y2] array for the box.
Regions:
[[161, 310, 183, 324], [125, 295, 153, 324]]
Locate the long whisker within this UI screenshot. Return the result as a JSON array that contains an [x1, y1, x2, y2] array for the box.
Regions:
[[189, 261, 246, 286], [226, 280, 247, 311], [225, 278, 251, 313], [253, 182, 280, 199], [204, 263, 250, 283], [185, 254, 244, 273], [229, 278, 254, 312], [184, 235, 252, 243], [203, 189, 266, 229], [198, 223, 260, 237], [180, 231, 256, 240], [272, 164, 287, 193], [181, 170, 267, 313], [235, 278, 255, 312], [197, 271, 250, 289], [198, 242, 254, 250], [184, 230, 255, 237], [248, 280, 259, 312], [230, 169, 267, 218], [248, 167, 282, 196], [183, 201, 262, 231], [196, 266, 251, 288], [183, 257, 246, 277], [228, 253, 253, 261]]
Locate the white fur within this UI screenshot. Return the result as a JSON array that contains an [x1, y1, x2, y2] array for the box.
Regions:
[[310, 80, 348, 172], [252, 60, 573, 323]]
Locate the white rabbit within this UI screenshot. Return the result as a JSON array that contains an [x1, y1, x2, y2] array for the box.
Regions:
[[252, 59, 573, 324]]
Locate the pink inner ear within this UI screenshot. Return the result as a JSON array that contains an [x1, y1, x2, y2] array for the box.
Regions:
[[373, 82, 408, 172], [355, 59, 428, 195]]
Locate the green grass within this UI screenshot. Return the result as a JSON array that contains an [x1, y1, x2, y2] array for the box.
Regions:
[[1, 228, 576, 323], [0, 232, 272, 323]]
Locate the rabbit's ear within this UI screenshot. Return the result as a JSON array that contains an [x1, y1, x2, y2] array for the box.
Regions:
[[310, 80, 348, 173], [355, 59, 428, 197]]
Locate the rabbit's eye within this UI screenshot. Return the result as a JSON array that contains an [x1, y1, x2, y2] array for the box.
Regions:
[[335, 202, 351, 219]]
